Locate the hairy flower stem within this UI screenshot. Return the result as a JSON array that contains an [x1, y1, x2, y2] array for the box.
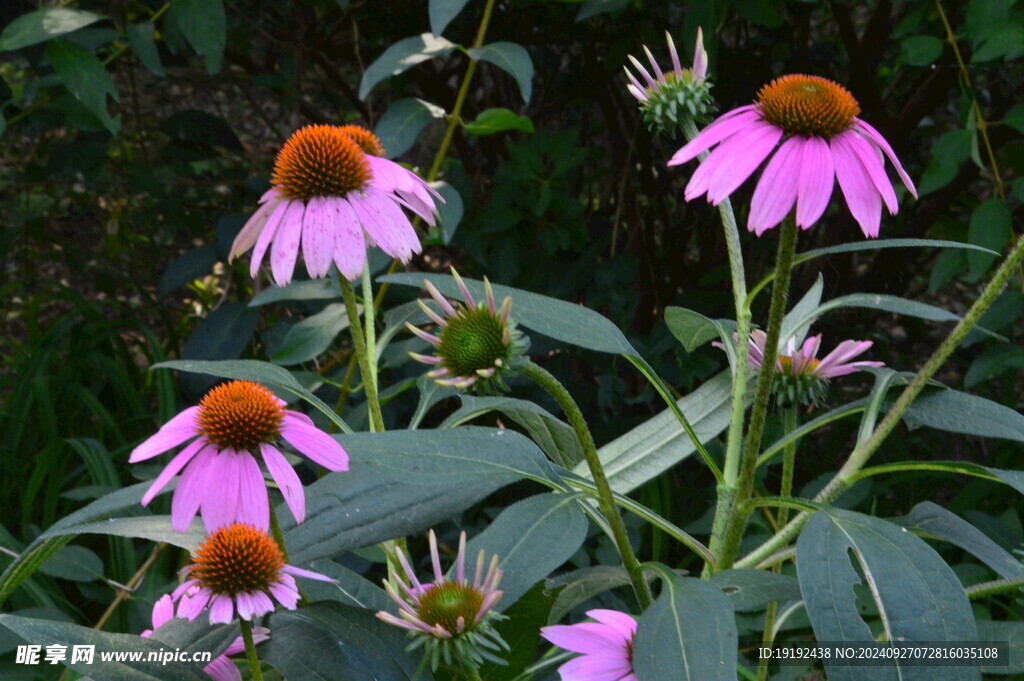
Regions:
[[681, 118, 752, 577], [737, 230, 1024, 570], [523, 360, 653, 609], [240, 619, 265, 681], [715, 217, 798, 571], [340, 277, 385, 432]]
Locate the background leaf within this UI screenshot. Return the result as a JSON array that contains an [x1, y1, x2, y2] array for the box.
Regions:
[[359, 34, 457, 100], [47, 40, 120, 135], [0, 9, 104, 51], [430, 0, 472, 37], [374, 97, 445, 159], [467, 42, 534, 103], [169, 0, 226, 73]]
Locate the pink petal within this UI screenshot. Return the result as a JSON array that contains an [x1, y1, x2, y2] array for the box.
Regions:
[[231, 199, 281, 262], [541, 623, 627, 655], [201, 452, 241, 532], [692, 26, 708, 80], [852, 119, 917, 198], [270, 201, 306, 287], [280, 414, 349, 471], [129, 406, 200, 463], [842, 131, 898, 214], [668, 107, 759, 166], [250, 591, 275, 617], [748, 137, 803, 235], [141, 437, 205, 506], [586, 610, 638, 640], [177, 587, 212, 621], [235, 592, 255, 621], [270, 581, 300, 610], [814, 340, 876, 376], [301, 197, 335, 279], [171, 446, 216, 532], [151, 594, 175, 629], [204, 656, 242, 681], [250, 200, 290, 278], [261, 444, 305, 524], [795, 135, 835, 229], [557, 653, 633, 681], [235, 452, 270, 531], [282, 564, 334, 582], [832, 134, 883, 238], [685, 120, 777, 201], [208, 594, 235, 625], [706, 123, 784, 204], [375, 195, 422, 258], [332, 198, 368, 281]]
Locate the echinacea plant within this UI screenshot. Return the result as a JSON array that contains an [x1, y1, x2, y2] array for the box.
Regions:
[[541, 609, 639, 681], [625, 29, 713, 135]]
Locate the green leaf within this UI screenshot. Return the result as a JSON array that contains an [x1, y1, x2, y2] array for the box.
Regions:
[[918, 159, 960, 196], [0, 9, 104, 51], [479, 583, 556, 681], [359, 34, 457, 100], [430, 0, 471, 37], [47, 39, 120, 135], [443, 394, 583, 467], [965, 345, 1024, 387], [665, 307, 734, 352], [409, 375, 457, 429], [66, 516, 205, 552], [971, 25, 1024, 62], [431, 180, 463, 244], [968, 199, 1010, 276], [270, 303, 349, 366], [576, 0, 631, 21], [248, 278, 341, 306], [168, 0, 225, 73], [153, 359, 352, 433], [901, 35, 944, 66], [37, 545, 103, 583], [633, 568, 738, 681], [900, 387, 1024, 444], [796, 508, 978, 681], [374, 98, 445, 159], [976, 620, 1024, 674], [126, 22, 164, 77], [262, 603, 429, 681], [896, 502, 1024, 580], [380, 272, 639, 356], [546, 565, 631, 623], [281, 428, 558, 563], [300, 559, 392, 611], [467, 42, 534, 104], [178, 303, 259, 397], [851, 461, 1024, 497], [464, 493, 587, 606], [157, 244, 217, 297], [710, 569, 802, 612], [1004, 103, 1024, 135], [464, 107, 535, 135], [932, 130, 973, 166], [929, 248, 968, 292], [794, 238, 998, 267]]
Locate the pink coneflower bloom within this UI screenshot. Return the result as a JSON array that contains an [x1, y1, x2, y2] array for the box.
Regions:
[[540, 609, 638, 681], [129, 380, 348, 532], [142, 594, 269, 681], [668, 74, 917, 238], [376, 530, 508, 671], [229, 124, 442, 285], [172, 523, 332, 625], [406, 269, 527, 394], [625, 29, 712, 135]]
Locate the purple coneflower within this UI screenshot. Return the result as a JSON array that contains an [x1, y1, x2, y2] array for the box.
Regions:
[[624, 29, 712, 133], [229, 124, 442, 285], [142, 594, 269, 681], [668, 74, 917, 238], [376, 530, 508, 671], [406, 269, 528, 394], [540, 609, 638, 681], [172, 523, 332, 625], [130, 380, 348, 532]]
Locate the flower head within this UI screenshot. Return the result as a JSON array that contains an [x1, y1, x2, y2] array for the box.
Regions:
[[406, 269, 528, 394], [376, 530, 508, 671], [172, 523, 332, 625], [142, 594, 269, 681], [719, 329, 883, 406], [540, 609, 638, 681], [668, 73, 917, 238], [625, 29, 713, 134], [229, 124, 443, 285], [130, 380, 348, 532]]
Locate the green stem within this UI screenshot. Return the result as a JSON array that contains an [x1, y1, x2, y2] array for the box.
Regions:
[[757, 600, 778, 681], [361, 265, 380, 394], [776, 406, 799, 528], [522, 360, 654, 609], [466, 666, 483, 681], [966, 576, 1024, 600], [714, 217, 798, 571], [239, 619, 264, 681], [268, 505, 289, 563], [736, 230, 1024, 570], [340, 277, 385, 432]]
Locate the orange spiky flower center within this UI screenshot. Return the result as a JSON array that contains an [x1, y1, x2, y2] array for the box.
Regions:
[[756, 74, 860, 138], [777, 355, 821, 376], [416, 582, 485, 633], [339, 125, 387, 157], [189, 523, 285, 595], [196, 380, 284, 451], [271, 124, 372, 200]]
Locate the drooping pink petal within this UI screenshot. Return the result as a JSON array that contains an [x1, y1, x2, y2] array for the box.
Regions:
[[201, 452, 241, 532], [204, 656, 242, 681], [235, 591, 255, 621], [706, 123, 785, 205], [208, 594, 235, 625], [250, 591, 274, 617], [270, 581, 300, 610], [177, 586, 213, 621], [223, 628, 268, 657], [556, 653, 633, 681], [250, 200, 290, 278], [235, 452, 270, 531], [231, 199, 282, 262], [261, 444, 305, 524], [831, 133, 882, 238], [270, 201, 306, 287], [348, 190, 405, 261], [141, 437, 205, 506], [852, 119, 917, 198], [374, 194, 422, 258], [586, 610, 638, 640], [541, 624, 627, 655], [842, 131, 898, 214], [794, 136, 835, 229], [300, 197, 335, 279], [151, 594, 175, 629], [668, 107, 760, 166], [172, 446, 216, 532], [748, 137, 803, 235], [331, 198, 367, 281], [129, 406, 200, 463], [282, 564, 335, 582], [280, 414, 349, 471]]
